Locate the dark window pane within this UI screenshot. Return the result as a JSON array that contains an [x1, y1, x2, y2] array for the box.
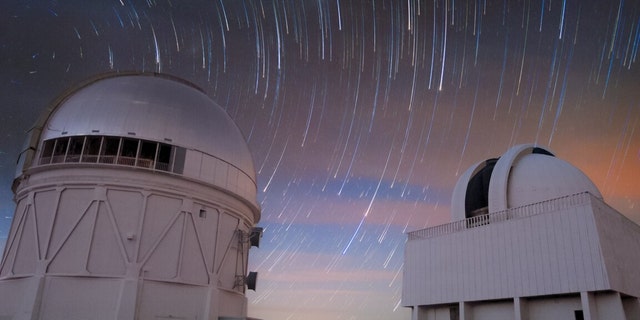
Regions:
[[140, 141, 157, 159], [121, 139, 138, 157], [102, 137, 120, 155], [119, 138, 138, 166], [82, 136, 102, 163], [156, 143, 172, 171], [52, 138, 69, 163], [138, 141, 156, 168], [40, 140, 56, 164], [101, 137, 120, 163], [53, 138, 68, 156], [66, 137, 84, 162], [84, 136, 102, 155]]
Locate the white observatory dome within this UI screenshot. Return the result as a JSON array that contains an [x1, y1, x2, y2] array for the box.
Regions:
[[41, 74, 255, 181], [451, 144, 602, 221], [3, 73, 262, 320], [505, 153, 602, 208]]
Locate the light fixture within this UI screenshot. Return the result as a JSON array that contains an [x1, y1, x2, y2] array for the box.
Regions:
[[246, 271, 258, 291], [249, 227, 263, 248]]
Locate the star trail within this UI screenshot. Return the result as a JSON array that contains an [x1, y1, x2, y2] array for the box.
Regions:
[[1, 0, 640, 319]]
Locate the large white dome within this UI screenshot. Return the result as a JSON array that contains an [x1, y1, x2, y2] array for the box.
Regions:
[[40, 73, 255, 182], [451, 144, 602, 221]]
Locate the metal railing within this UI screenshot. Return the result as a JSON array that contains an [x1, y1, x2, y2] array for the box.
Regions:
[[407, 192, 595, 241], [41, 154, 169, 172]]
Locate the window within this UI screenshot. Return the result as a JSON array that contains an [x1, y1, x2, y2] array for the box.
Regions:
[[100, 137, 120, 164], [119, 139, 138, 165], [39, 140, 56, 164], [38, 135, 182, 175], [138, 141, 157, 168], [82, 136, 102, 163], [51, 138, 68, 163], [574, 310, 584, 320], [156, 143, 172, 171], [66, 136, 85, 162]]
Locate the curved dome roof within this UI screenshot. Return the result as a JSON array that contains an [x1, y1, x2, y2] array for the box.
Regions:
[[506, 153, 602, 208], [40, 74, 255, 182], [451, 144, 602, 221]]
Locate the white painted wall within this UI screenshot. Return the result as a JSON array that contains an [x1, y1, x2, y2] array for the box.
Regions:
[[527, 295, 581, 320], [591, 199, 640, 298], [403, 194, 609, 306], [0, 167, 256, 320], [471, 300, 513, 320], [425, 306, 450, 320], [413, 294, 640, 320], [403, 195, 640, 320]]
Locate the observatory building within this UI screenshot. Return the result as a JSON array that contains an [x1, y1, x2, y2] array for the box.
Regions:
[[0, 73, 263, 320], [403, 144, 640, 320]]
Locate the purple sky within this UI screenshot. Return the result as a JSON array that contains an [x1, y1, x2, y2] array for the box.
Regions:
[[1, 1, 639, 319]]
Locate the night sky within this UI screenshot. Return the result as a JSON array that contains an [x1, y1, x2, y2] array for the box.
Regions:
[[1, 0, 640, 319]]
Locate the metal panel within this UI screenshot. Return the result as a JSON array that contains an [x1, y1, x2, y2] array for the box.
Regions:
[[592, 199, 640, 298], [403, 194, 611, 306]]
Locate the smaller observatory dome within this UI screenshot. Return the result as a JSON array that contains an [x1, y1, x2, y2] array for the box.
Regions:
[[451, 144, 602, 221]]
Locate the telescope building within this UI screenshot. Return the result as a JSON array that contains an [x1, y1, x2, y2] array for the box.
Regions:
[[0, 73, 262, 320], [403, 144, 640, 320]]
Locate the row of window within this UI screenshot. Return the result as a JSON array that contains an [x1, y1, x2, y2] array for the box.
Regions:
[[39, 135, 185, 174]]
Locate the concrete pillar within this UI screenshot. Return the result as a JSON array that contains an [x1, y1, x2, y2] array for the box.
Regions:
[[411, 306, 419, 320], [581, 291, 598, 320], [203, 283, 219, 320], [459, 302, 472, 320], [514, 297, 529, 320], [411, 306, 432, 320], [115, 278, 139, 319]]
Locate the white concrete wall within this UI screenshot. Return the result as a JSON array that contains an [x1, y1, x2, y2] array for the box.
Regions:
[[409, 292, 639, 320], [472, 300, 513, 320], [136, 281, 209, 319], [403, 197, 608, 306], [0, 167, 256, 320], [591, 199, 640, 298], [527, 295, 581, 320], [39, 277, 121, 320], [425, 306, 450, 320]]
